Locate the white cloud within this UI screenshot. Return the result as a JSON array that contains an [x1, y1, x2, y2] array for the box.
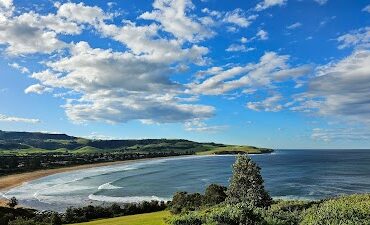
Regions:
[[363, 5, 370, 13], [184, 119, 226, 132], [286, 22, 302, 30], [8, 62, 29, 73], [189, 52, 311, 95], [226, 44, 255, 52], [314, 0, 328, 5], [292, 49, 370, 123], [240, 37, 248, 43], [337, 27, 370, 49], [255, 0, 287, 11], [256, 29, 269, 40], [24, 84, 52, 94], [0, 0, 12, 9], [0, 114, 40, 123], [56, 2, 109, 24], [30, 41, 214, 124], [223, 9, 252, 28], [246, 94, 283, 112], [311, 127, 370, 142], [139, 0, 213, 42], [0, 15, 67, 55]]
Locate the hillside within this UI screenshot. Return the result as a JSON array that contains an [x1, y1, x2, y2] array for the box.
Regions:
[[0, 130, 272, 155]]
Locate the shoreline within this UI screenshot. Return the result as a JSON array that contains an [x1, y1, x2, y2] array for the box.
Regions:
[[0, 156, 186, 206]]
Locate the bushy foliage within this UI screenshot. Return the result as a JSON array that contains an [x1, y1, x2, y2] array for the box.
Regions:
[[63, 200, 167, 224], [226, 155, 272, 208], [261, 200, 317, 225], [301, 194, 370, 225], [167, 211, 205, 225], [170, 192, 204, 214], [0, 201, 167, 225], [170, 184, 228, 214], [203, 184, 227, 206], [168, 203, 263, 225], [7, 198, 18, 208]]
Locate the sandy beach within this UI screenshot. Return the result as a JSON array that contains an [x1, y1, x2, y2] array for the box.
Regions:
[[0, 157, 177, 206]]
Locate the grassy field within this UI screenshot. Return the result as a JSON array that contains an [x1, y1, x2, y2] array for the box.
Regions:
[[196, 145, 273, 155], [73, 211, 170, 225]]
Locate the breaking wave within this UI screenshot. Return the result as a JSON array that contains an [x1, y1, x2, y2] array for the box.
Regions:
[[97, 182, 122, 190], [88, 194, 170, 203]]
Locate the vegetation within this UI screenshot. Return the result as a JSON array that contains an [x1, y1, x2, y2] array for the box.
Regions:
[[301, 194, 370, 225], [0, 130, 272, 176], [0, 201, 167, 225], [196, 145, 273, 155], [167, 155, 370, 225], [226, 154, 272, 207], [1, 155, 369, 225]]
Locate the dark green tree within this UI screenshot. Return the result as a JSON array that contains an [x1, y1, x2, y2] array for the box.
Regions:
[[7, 197, 18, 208], [50, 213, 62, 225], [203, 184, 227, 206], [226, 154, 272, 207]]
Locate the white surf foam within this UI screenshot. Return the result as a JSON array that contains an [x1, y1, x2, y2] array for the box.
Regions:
[[88, 194, 170, 203], [98, 182, 122, 190]]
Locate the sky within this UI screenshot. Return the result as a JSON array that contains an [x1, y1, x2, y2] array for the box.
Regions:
[[0, 0, 369, 149]]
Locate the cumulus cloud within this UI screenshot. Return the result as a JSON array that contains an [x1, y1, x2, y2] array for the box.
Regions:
[[0, 8, 83, 55], [246, 93, 283, 112], [337, 27, 370, 49], [0, 114, 40, 123], [292, 49, 370, 123], [256, 29, 269, 40], [201, 7, 256, 30], [188, 52, 311, 95], [140, 0, 213, 42], [24, 84, 52, 94], [223, 9, 252, 28], [30, 41, 214, 124], [56, 2, 109, 24], [255, 0, 287, 11], [0, 0, 12, 9], [8, 62, 29, 73]]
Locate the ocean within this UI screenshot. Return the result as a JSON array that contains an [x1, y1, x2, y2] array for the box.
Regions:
[[3, 149, 370, 212]]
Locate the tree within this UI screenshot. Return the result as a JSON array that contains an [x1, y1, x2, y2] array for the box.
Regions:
[[226, 154, 272, 207], [50, 213, 62, 225], [7, 197, 18, 208], [203, 184, 227, 206]]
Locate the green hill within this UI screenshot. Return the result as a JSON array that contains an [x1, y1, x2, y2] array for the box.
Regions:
[[0, 130, 272, 155]]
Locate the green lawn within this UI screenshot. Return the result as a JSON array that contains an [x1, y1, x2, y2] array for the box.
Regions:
[[73, 211, 170, 225]]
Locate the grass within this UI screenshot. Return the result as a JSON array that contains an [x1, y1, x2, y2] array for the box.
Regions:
[[73, 211, 170, 225], [196, 145, 272, 155]]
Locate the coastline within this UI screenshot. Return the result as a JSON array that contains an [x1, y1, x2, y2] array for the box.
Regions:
[[0, 156, 184, 206]]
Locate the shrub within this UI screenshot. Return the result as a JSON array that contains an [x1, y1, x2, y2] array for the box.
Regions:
[[261, 200, 316, 225], [170, 192, 204, 214], [206, 203, 263, 225], [7, 197, 18, 208], [301, 194, 370, 225], [167, 211, 204, 225], [203, 184, 227, 206], [226, 155, 272, 208]]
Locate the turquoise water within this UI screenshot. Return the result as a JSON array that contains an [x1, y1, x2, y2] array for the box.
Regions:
[[3, 150, 370, 211]]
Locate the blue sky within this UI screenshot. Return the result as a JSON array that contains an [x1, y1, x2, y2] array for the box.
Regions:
[[0, 0, 369, 149]]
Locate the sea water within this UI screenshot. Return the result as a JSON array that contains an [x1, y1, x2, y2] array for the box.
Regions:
[[3, 149, 370, 211]]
